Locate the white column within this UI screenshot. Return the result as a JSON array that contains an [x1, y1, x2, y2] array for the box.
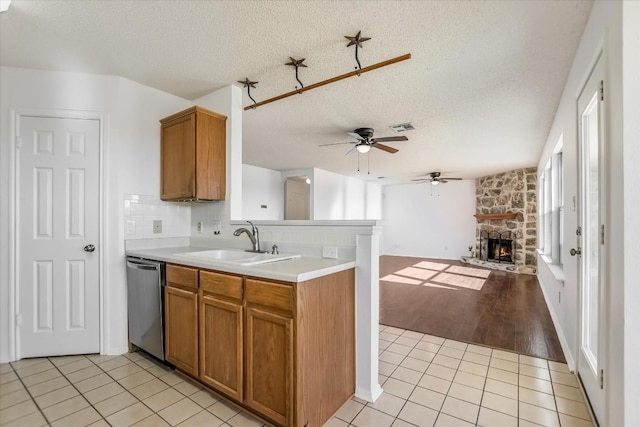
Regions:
[[355, 227, 383, 402]]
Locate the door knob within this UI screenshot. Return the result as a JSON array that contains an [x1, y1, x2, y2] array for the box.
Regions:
[[570, 247, 581, 256], [84, 244, 96, 253]]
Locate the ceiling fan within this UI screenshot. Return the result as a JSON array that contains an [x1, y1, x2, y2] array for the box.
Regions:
[[319, 127, 408, 155], [412, 171, 463, 186]]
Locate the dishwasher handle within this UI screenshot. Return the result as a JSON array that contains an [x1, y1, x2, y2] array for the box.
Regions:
[[127, 260, 161, 271]]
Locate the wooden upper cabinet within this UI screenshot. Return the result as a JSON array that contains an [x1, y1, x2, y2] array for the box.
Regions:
[[160, 106, 227, 201]]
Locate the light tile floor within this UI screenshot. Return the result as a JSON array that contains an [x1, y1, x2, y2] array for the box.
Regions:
[[326, 325, 596, 427], [0, 325, 596, 427], [0, 351, 262, 427]]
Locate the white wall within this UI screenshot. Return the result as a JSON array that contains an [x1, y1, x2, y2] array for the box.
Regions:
[[535, 2, 632, 426], [242, 164, 284, 220], [381, 180, 476, 259], [192, 85, 244, 223], [313, 168, 382, 220], [0, 67, 191, 361], [622, 1, 640, 423]]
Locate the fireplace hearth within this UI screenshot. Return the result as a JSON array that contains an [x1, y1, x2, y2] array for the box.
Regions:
[[480, 230, 514, 264]]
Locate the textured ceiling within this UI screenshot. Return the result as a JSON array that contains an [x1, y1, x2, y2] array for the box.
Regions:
[[0, 1, 592, 184]]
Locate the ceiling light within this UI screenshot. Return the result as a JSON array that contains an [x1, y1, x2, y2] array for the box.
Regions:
[[431, 180, 440, 186], [0, 0, 12, 12], [356, 144, 371, 154], [305, 177, 311, 184]]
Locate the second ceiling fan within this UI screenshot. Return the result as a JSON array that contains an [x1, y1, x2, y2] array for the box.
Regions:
[[412, 171, 463, 186], [320, 127, 408, 155]]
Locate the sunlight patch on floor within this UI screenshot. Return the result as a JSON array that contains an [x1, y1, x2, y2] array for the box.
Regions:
[[413, 260, 450, 271], [394, 267, 439, 281], [422, 282, 459, 290], [431, 272, 486, 290], [445, 265, 492, 278], [380, 274, 423, 285], [381, 260, 489, 291]]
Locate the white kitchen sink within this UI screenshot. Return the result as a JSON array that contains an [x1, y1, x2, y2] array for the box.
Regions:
[[174, 249, 301, 266]]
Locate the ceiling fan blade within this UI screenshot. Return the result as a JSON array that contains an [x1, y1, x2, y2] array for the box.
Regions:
[[345, 145, 358, 156], [318, 141, 355, 147], [371, 136, 408, 143], [443, 177, 463, 180], [372, 143, 399, 154], [347, 132, 365, 141], [411, 179, 429, 182]]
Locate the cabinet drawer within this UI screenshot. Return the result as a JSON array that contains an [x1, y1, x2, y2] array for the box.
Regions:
[[200, 270, 243, 299], [245, 279, 294, 313], [167, 264, 198, 290]]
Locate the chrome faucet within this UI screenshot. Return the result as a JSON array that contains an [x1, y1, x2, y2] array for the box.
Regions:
[[233, 221, 261, 252]]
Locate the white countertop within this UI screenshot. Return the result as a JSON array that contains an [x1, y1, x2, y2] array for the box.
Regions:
[[125, 246, 356, 282]]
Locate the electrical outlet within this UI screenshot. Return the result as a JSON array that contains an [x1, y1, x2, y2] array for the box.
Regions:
[[197, 221, 204, 233], [153, 220, 162, 234], [213, 221, 221, 235], [126, 220, 135, 234], [322, 246, 338, 259]]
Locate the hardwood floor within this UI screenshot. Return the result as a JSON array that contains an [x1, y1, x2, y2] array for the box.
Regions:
[[379, 255, 566, 362]]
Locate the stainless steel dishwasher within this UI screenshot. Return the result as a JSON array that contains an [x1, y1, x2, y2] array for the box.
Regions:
[[126, 257, 166, 361]]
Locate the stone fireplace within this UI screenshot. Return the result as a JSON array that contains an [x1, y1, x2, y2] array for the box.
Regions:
[[464, 167, 537, 274], [481, 230, 515, 263]]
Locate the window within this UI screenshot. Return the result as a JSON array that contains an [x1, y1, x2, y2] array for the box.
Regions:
[[539, 136, 564, 267]]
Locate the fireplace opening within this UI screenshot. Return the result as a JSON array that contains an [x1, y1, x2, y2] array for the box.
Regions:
[[480, 231, 514, 264]]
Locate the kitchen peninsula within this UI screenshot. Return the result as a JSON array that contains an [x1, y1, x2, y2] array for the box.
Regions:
[[126, 245, 356, 427]]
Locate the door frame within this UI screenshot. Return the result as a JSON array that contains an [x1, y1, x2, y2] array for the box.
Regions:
[[574, 45, 608, 424], [9, 108, 107, 361]]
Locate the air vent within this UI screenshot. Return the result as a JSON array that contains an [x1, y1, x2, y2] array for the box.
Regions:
[[389, 122, 415, 133]]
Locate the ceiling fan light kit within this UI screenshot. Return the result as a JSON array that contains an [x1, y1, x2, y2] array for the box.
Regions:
[[356, 143, 371, 154], [239, 30, 411, 110]]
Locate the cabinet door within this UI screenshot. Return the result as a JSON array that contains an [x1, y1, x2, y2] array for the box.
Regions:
[[161, 113, 195, 200], [245, 306, 294, 427], [165, 285, 198, 377], [194, 111, 226, 200], [200, 294, 243, 401]]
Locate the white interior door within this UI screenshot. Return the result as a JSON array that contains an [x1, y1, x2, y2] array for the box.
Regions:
[[575, 57, 606, 423], [17, 116, 100, 358], [284, 178, 310, 220]]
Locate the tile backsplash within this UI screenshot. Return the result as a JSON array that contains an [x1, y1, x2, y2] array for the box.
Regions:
[[124, 194, 191, 239]]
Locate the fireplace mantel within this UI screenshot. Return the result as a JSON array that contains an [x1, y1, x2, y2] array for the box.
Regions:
[[474, 213, 518, 221]]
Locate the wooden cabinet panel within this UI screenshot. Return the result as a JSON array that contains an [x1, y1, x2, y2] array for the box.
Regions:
[[161, 114, 195, 200], [200, 293, 243, 401], [200, 270, 242, 299], [245, 306, 293, 427], [167, 264, 198, 290], [296, 269, 356, 427], [165, 285, 198, 377], [245, 279, 294, 313], [195, 112, 226, 200], [160, 106, 227, 201]]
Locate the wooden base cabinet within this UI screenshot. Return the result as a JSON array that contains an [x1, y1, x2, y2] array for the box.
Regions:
[[163, 264, 355, 427], [199, 270, 244, 402], [164, 265, 199, 377], [245, 306, 294, 426]]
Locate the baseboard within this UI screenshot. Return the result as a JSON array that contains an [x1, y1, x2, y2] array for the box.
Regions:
[[537, 274, 576, 371], [355, 383, 384, 403], [103, 345, 130, 356]]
